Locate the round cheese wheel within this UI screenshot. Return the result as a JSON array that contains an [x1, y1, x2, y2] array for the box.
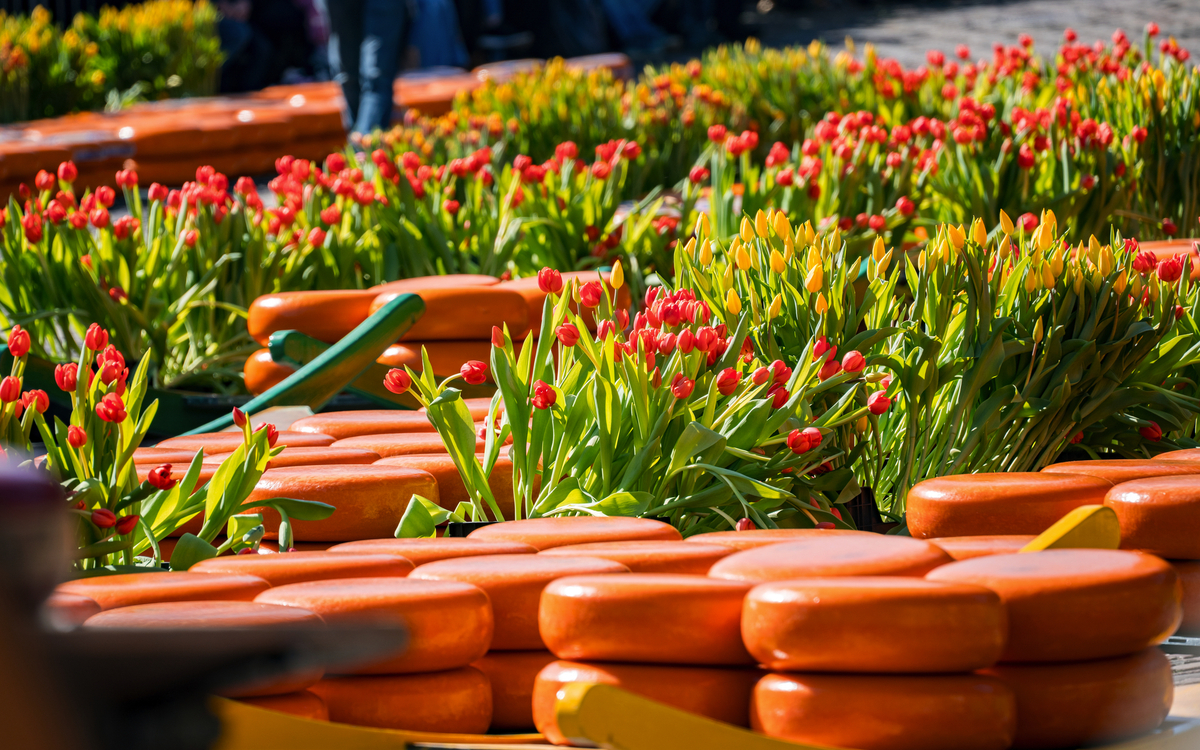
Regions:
[[467, 516, 682, 551], [1173, 561, 1200, 636], [83, 601, 325, 697], [410, 555, 629, 650], [708, 536, 953, 583], [157, 431, 335, 453], [238, 690, 329, 721], [255, 577, 492, 673], [685, 528, 873, 551], [1042, 459, 1200, 484], [1105, 476, 1200, 559], [375, 453, 515, 520], [983, 648, 1173, 749], [420, 396, 497, 422], [58, 572, 270, 610], [191, 551, 413, 586], [247, 290, 377, 345], [203, 446, 381, 469], [244, 465, 439, 542], [533, 660, 759, 744], [243, 348, 292, 395], [327, 537, 536, 565], [472, 651, 556, 731], [906, 473, 1112, 539], [742, 578, 1005, 672], [927, 549, 1181, 662], [132, 447, 204, 464], [752, 672, 1016, 750], [540, 574, 753, 664], [539, 540, 732, 574], [929, 535, 1035, 561], [41, 592, 100, 629], [369, 285, 531, 342], [332, 432, 482, 457], [309, 667, 491, 732], [372, 274, 500, 292], [289, 410, 435, 440], [1155, 448, 1200, 462]]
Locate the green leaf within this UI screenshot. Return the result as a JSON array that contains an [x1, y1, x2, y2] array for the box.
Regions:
[[395, 494, 450, 538], [243, 497, 335, 521], [168, 533, 218, 571]]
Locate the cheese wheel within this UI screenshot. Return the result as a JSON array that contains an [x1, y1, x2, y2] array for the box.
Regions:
[[238, 690, 329, 721], [539, 540, 732, 574], [929, 535, 1036, 561], [540, 574, 753, 664], [708, 536, 953, 583], [245, 465, 439, 542], [83, 601, 325, 697], [289, 410, 435, 440], [420, 396, 497, 422], [1155, 448, 1200, 461], [244, 348, 292, 395], [369, 286, 531, 341], [257, 577, 492, 673], [328, 537, 536, 564], [332, 432, 482, 457], [309, 668, 491, 732], [472, 651, 556, 730], [410, 555, 629, 650], [371, 274, 500, 293], [685, 528, 873, 551], [1042, 459, 1200, 484], [41, 592, 100, 629], [501, 270, 630, 332], [742, 578, 1005, 672], [467, 516, 682, 551], [752, 672, 1016, 750], [247, 290, 377, 345], [374, 453, 514, 518], [1176, 561, 1200, 635], [132, 447, 204, 464], [983, 648, 1172, 749], [156, 431, 336, 452], [906, 473, 1112, 539], [58, 572, 270, 610], [203, 446, 381, 469], [1104, 476, 1200, 559], [191, 551, 413, 586], [377, 340, 503, 377], [535, 661, 758, 743], [927, 549, 1181, 662]]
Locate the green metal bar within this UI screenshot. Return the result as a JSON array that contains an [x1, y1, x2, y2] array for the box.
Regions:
[[269, 329, 420, 409]]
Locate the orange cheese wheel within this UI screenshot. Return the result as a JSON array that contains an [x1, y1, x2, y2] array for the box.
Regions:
[[190, 551, 413, 586], [410, 555, 629, 650], [132, 447, 204, 464], [157, 431, 335, 453], [327, 537, 536, 564], [471, 650, 556, 731], [467, 516, 682, 551], [708, 536, 953, 582], [1155, 448, 1200, 461], [370, 286, 531, 341], [685, 528, 874, 551], [927, 549, 1181, 662], [332, 432, 481, 457], [539, 540, 732, 574], [501, 270, 630, 332], [256, 577, 492, 673], [83, 601, 324, 697], [752, 672, 1016, 750], [289, 410, 435, 440], [540, 574, 753, 664], [742, 578, 1005, 672], [238, 690, 329, 721], [1104, 476, 1200, 559], [374, 453, 514, 519], [247, 290, 377, 345], [906, 473, 1112, 539], [58, 572, 270, 610], [420, 396, 497, 422], [983, 648, 1172, 749], [244, 348, 293, 395], [376, 340, 508, 377], [533, 660, 759, 744], [203, 446, 381, 469], [308, 668, 491, 733], [245, 465, 439, 542], [1042, 459, 1200, 484], [41, 592, 100, 629], [1175, 561, 1200, 635], [929, 535, 1036, 560], [372, 274, 500, 292]]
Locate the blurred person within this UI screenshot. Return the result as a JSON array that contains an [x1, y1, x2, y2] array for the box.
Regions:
[[410, 0, 470, 67], [217, 0, 274, 92], [328, 0, 410, 134]]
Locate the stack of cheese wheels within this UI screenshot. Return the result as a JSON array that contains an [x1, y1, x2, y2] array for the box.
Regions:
[[202, 446, 381, 470], [1102, 474, 1200, 635], [289, 410, 437, 441], [1041, 458, 1200, 484], [256, 576, 495, 733], [929, 549, 1180, 748], [375, 454, 518, 521]]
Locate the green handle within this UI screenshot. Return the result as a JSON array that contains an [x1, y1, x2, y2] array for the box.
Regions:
[[270, 330, 420, 409]]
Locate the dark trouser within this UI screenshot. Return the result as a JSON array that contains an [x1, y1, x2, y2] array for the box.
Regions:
[[328, 0, 409, 134]]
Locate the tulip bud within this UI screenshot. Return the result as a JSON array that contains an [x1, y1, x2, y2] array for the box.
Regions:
[[115, 514, 140, 535], [804, 265, 823, 293], [740, 217, 754, 243], [610, 259, 625, 290], [537, 267, 563, 294], [815, 293, 828, 314], [752, 367, 770, 386], [232, 407, 247, 428], [947, 224, 965, 250], [698, 212, 711, 238], [876, 249, 894, 279], [460, 360, 488, 385], [671, 374, 695, 399], [735, 517, 756, 531], [683, 237, 696, 259], [1041, 261, 1055, 289], [773, 211, 791, 241], [91, 509, 117, 529], [768, 293, 783, 320], [67, 425, 87, 448], [1099, 246, 1114, 276], [1139, 421, 1162, 441], [1035, 223, 1054, 252], [872, 236, 886, 263], [699, 240, 713, 265], [786, 426, 823, 454], [769, 249, 786, 275], [678, 329, 696, 353], [1024, 267, 1039, 293], [755, 210, 769, 239], [999, 210, 1014, 236], [556, 323, 581, 347], [0, 376, 21, 403], [971, 218, 987, 246], [716, 368, 740, 395], [84, 322, 108, 351], [735, 241, 751, 271], [842, 350, 866, 373], [998, 235, 1011, 262], [725, 288, 742, 315], [867, 391, 892, 415]]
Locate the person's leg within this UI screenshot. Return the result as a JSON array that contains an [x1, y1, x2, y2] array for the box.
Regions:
[[354, 0, 408, 134], [327, 0, 366, 131]]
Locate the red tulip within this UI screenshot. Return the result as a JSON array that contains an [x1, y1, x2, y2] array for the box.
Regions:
[[95, 393, 127, 422], [35, 169, 56, 191], [735, 517, 755, 531], [671, 374, 695, 399], [57, 161, 78, 183], [148, 464, 176, 491], [579, 281, 603, 308], [0, 376, 20, 403], [556, 323, 581, 347], [258, 422, 280, 448], [22, 212, 43, 243], [384, 368, 412, 395], [532, 380, 556, 409], [7, 325, 30, 358], [818, 358, 842, 380], [115, 169, 138, 188], [707, 124, 728, 143], [1139, 421, 1163, 441], [716, 368, 740, 396], [232, 407, 248, 428], [868, 391, 892, 415], [22, 389, 48, 413], [812, 336, 834, 362], [55, 363, 78, 392], [678, 329, 696, 353], [752, 367, 770, 386], [148, 183, 169, 202], [91, 509, 117, 528], [115, 514, 140, 535], [770, 360, 792, 385], [1163, 218, 1178, 236], [89, 207, 109, 229], [696, 327, 719, 352], [689, 165, 710, 184], [787, 426, 823, 454], [461, 360, 488, 385], [95, 186, 115, 208], [67, 425, 87, 448], [842, 350, 866, 373], [538, 267, 564, 294], [1158, 257, 1184, 283]]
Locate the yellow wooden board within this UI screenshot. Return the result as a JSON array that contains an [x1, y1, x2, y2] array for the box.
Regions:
[[1021, 504, 1122, 552]]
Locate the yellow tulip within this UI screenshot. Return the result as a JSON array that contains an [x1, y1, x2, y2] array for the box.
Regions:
[[1024, 267, 1039, 293], [971, 218, 987, 246], [1035, 224, 1054, 252], [806, 246, 822, 270], [1050, 245, 1065, 276], [1041, 261, 1055, 289], [1149, 275, 1160, 301], [734, 240, 751, 271], [768, 293, 782, 319], [773, 211, 791, 241], [698, 212, 711, 238], [1033, 317, 1044, 344], [999, 210, 1014, 236], [755, 210, 770, 239], [770, 249, 786, 274], [683, 236, 696, 259], [829, 228, 842, 252], [726, 287, 742, 315], [998, 235, 1012, 262], [1114, 269, 1127, 294], [611, 259, 625, 289], [918, 250, 926, 270], [740, 217, 754, 243], [872, 236, 886, 263], [803, 222, 816, 246], [815, 293, 828, 314], [1088, 235, 1102, 263], [784, 242, 794, 263], [699, 240, 713, 265], [877, 249, 894, 278], [947, 224, 965, 250], [722, 262, 734, 290], [805, 265, 824, 293], [1129, 273, 1142, 298], [856, 415, 869, 433], [1099, 247, 1114, 276]]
